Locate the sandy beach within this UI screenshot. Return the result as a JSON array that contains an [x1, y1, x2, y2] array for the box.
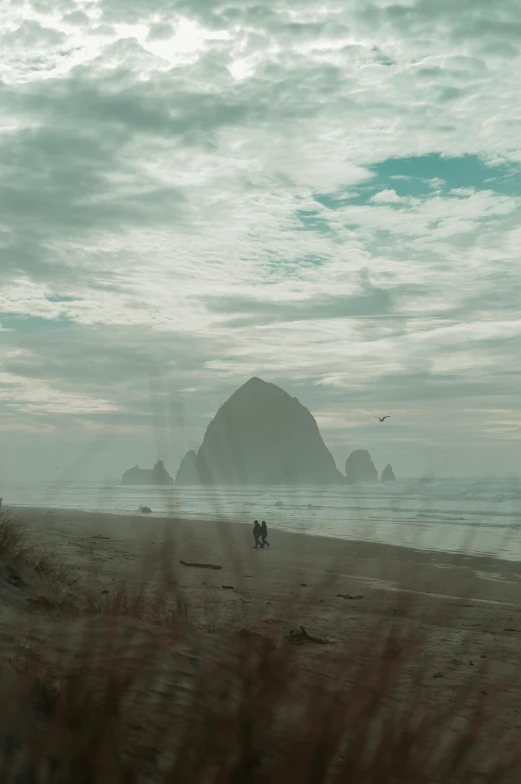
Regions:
[[14, 505, 521, 654], [15, 505, 521, 596], [2, 504, 521, 778]]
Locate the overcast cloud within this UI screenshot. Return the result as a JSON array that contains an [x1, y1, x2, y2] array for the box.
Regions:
[[1, 0, 521, 481]]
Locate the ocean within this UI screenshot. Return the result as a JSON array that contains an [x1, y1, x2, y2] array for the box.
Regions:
[[3, 478, 521, 561]]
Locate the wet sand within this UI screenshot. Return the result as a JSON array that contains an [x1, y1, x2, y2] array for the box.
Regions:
[[13, 505, 521, 600]]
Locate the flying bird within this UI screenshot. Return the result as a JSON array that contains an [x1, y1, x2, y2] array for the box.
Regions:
[[376, 415, 391, 422]]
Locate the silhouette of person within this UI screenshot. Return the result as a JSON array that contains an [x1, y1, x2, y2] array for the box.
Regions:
[[260, 520, 270, 548], [253, 520, 261, 549]]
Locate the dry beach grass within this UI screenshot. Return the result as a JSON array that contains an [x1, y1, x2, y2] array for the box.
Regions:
[[1, 508, 521, 782], [0, 511, 75, 588]]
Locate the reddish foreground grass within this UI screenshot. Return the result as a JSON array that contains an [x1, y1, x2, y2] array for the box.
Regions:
[[0, 511, 520, 783]]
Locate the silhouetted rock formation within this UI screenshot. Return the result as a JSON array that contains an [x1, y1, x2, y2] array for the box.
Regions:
[[121, 460, 173, 486], [175, 377, 348, 485], [381, 463, 396, 482], [345, 450, 378, 482], [175, 450, 201, 485]]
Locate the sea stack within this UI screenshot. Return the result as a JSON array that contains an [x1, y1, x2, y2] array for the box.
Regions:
[[121, 460, 174, 486], [381, 463, 396, 482], [345, 450, 378, 482], [175, 377, 348, 485], [175, 450, 201, 484]]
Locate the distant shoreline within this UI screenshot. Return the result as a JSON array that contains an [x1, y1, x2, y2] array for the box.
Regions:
[[2, 506, 518, 619], [9, 503, 521, 569]]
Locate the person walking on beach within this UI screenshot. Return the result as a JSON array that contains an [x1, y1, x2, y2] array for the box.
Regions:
[[260, 520, 270, 548], [253, 520, 261, 549]]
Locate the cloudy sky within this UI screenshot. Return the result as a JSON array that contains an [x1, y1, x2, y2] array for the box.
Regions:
[[1, 0, 521, 482]]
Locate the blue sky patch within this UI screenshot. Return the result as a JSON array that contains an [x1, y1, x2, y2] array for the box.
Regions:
[[0, 313, 73, 333], [296, 209, 332, 233], [372, 47, 395, 66], [45, 295, 80, 303], [314, 154, 521, 209]]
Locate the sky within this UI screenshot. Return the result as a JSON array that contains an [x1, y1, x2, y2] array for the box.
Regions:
[[1, 0, 521, 482]]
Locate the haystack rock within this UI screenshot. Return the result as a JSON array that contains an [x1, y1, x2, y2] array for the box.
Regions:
[[175, 450, 201, 485], [381, 463, 396, 482], [121, 460, 173, 486], [175, 377, 349, 485], [345, 450, 378, 482]]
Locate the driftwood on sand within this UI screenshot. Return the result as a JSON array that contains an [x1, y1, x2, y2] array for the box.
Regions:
[[179, 560, 223, 570], [287, 626, 332, 645]]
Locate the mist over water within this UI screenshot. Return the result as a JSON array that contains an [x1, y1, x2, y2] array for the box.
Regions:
[[4, 478, 521, 560]]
